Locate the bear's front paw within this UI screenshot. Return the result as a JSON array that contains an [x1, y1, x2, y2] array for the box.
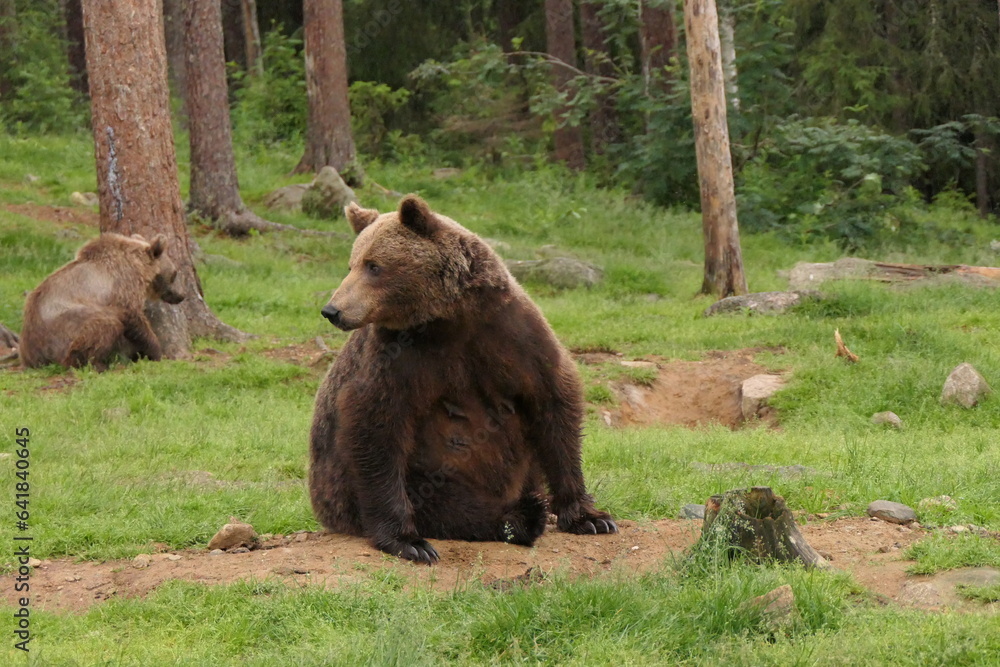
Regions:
[[558, 511, 618, 535], [376, 537, 440, 564]]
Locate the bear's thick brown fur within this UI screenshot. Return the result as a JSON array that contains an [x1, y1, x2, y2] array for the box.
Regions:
[[19, 233, 184, 371], [310, 195, 616, 563]]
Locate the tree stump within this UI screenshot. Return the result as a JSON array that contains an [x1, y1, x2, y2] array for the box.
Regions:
[[698, 487, 827, 568]]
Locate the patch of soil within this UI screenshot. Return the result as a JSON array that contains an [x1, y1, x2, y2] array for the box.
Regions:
[[4, 203, 98, 228], [261, 338, 336, 369], [609, 349, 783, 429], [4, 518, 933, 614]]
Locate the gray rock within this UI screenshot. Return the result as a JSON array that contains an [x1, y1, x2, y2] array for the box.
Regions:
[[941, 363, 992, 408], [132, 554, 152, 569], [482, 238, 512, 255], [703, 291, 820, 317], [24, 173, 39, 184], [301, 166, 357, 219], [70, 191, 99, 207], [867, 500, 917, 525], [917, 495, 957, 512], [263, 183, 310, 212], [209, 549, 225, 556], [207, 519, 258, 551], [898, 567, 1000, 608], [740, 374, 786, 421], [679, 504, 706, 520], [871, 411, 903, 429], [785, 258, 877, 289], [506, 257, 603, 289], [990, 240, 1000, 253]]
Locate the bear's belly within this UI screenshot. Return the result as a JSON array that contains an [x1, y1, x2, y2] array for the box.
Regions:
[[409, 396, 534, 505]]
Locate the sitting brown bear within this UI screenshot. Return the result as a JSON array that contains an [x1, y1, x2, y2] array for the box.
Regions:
[[310, 195, 616, 563], [19, 233, 184, 371]]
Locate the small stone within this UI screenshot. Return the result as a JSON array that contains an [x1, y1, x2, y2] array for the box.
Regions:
[[679, 504, 706, 520], [815, 513, 830, 519], [209, 549, 224, 556], [207, 520, 257, 551], [867, 500, 917, 525], [631, 546, 639, 551], [740, 374, 786, 421], [166, 554, 182, 561], [70, 191, 99, 207], [950, 525, 967, 533], [293, 532, 310, 543], [941, 363, 992, 408], [27, 558, 42, 567], [871, 411, 903, 429], [743, 585, 797, 631], [132, 554, 152, 569], [24, 173, 39, 183], [230, 547, 251, 554], [552, 549, 560, 553], [601, 410, 613, 427]]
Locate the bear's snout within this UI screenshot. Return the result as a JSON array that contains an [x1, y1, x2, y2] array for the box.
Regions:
[[321, 304, 356, 331]]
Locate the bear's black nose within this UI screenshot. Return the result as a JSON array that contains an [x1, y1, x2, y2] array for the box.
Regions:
[[321, 305, 343, 327]]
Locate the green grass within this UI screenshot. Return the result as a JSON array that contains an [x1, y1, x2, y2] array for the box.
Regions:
[[3, 131, 1000, 664]]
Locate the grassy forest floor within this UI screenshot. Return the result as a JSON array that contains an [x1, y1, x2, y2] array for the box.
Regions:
[[2, 133, 1000, 664]]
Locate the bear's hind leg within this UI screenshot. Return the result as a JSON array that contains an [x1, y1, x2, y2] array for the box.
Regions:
[[62, 312, 126, 372]]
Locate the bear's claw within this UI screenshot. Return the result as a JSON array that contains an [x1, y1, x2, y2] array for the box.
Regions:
[[381, 537, 439, 564], [560, 513, 618, 535]]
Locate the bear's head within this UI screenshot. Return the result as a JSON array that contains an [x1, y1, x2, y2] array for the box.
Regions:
[[126, 234, 185, 305], [322, 195, 507, 331]]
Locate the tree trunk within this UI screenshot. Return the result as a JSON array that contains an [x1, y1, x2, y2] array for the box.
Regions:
[[294, 0, 358, 175], [718, 7, 738, 111], [975, 130, 994, 218], [240, 0, 263, 77], [221, 0, 246, 72], [496, 0, 523, 51], [580, 0, 620, 154], [0, 0, 16, 99], [639, 0, 678, 95], [544, 0, 585, 170], [82, 0, 248, 359], [163, 0, 188, 109], [684, 0, 747, 298], [698, 487, 828, 568], [63, 0, 88, 95]]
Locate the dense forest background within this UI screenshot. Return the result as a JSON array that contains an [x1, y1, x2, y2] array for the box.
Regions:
[[1, 0, 998, 252]]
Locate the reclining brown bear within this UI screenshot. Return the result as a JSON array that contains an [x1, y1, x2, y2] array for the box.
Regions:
[[310, 195, 616, 563], [20, 233, 184, 371]]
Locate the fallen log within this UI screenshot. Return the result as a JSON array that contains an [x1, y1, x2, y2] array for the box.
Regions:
[[787, 258, 1000, 289], [697, 486, 828, 568]]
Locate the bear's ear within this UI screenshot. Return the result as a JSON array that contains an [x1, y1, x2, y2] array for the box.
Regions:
[[345, 202, 379, 235], [148, 235, 167, 260], [398, 195, 437, 237]]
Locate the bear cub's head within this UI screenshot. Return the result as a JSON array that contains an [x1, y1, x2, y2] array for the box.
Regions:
[[322, 195, 506, 331], [121, 234, 185, 305]]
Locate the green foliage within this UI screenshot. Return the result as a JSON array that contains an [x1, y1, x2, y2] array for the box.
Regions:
[[738, 117, 924, 249], [230, 26, 306, 147], [906, 533, 1000, 575], [0, 1, 87, 134], [348, 80, 418, 160]]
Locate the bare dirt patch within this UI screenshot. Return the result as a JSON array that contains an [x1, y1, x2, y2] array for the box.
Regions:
[[607, 348, 785, 429], [4, 203, 98, 228], [4, 518, 933, 614]]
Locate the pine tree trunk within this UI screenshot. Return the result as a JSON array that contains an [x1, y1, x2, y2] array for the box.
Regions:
[[580, 0, 620, 154], [639, 0, 678, 95], [684, 0, 747, 298], [163, 0, 188, 109], [185, 0, 245, 220], [544, 0, 585, 170], [63, 0, 88, 95], [975, 131, 994, 218], [240, 0, 263, 77], [294, 0, 357, 175], [496, 0, 522, 51], [221, 0, 247, 71], [81, 0, 248, 358]]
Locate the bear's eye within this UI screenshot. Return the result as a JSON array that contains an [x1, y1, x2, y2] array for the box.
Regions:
[[365, 261, 381, 277]]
